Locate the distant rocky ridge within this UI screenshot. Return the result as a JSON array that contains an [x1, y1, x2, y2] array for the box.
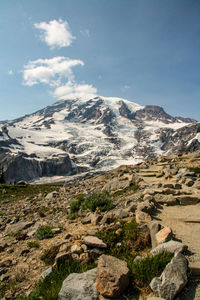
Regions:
[[0, 96, 199, 182]]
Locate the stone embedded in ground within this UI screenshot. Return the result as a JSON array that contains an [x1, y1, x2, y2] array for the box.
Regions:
[[135, 210, 152, 224], [71, 244, 82, 254], [113, 209, 129, 219], [155, 227, 172, 245], [102, 180, 130, 194], [45, 191, 59, 200], [40, 266, 53, 280], [151, 240, 188, 256], [150, 252, 188, 300], [148, 222, 161, 249], [176, 195, 199, 205], [137, 200, 154, 213], [58, 268, 99, 300], [83, 236, 107, 249], [5, 221, 34, 234], [96, 255, 129, 298], [154, 194, 178, 206]]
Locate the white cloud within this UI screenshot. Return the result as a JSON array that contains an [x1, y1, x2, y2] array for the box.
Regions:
[[23, 56, 84, 86], [54, 81, 97, 100], [34, 19, 76, 49], [8, 69, 14, 75]]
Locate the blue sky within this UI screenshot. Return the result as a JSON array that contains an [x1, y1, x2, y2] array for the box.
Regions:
[[0, 0, 199, 121]]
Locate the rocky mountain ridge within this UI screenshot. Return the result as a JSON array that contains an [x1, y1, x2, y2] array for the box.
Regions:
[[0, 95, 199, 183]]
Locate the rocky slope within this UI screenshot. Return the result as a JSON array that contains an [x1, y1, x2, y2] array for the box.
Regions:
[[0, 96, 199, 183], [0, 150, 200, 299]]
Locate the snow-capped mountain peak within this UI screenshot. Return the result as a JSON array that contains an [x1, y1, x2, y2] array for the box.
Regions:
[[0, 95, 199, 183]]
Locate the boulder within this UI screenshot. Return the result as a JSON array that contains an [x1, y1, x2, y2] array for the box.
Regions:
[[135, 210, 152, 224], [113, 209, 129, 219], [154, 194, 178, 206], [155, 227, 172, 245], [150, 252, 188, 300], [151, 240, 187, 256], [58, 268, 99, 300], [96, 255, 129, 298], [83, 236, 107, 249], [102, 180, 130, 194], [137, 200, 154, 214]]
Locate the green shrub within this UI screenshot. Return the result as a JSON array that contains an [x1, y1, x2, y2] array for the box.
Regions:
[[7, 230, 22, 238], [67, 212, 78, 220], [69, 192, 114, 215], [16, 257, 95, 300], [27, 241, 40, 248], [129, 252, 173, 287], [81, 192, 114, 212], [36, 225, 54, 240]]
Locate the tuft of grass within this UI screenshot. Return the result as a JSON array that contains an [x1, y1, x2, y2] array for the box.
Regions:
[[27, 241, 40, 249], [129, 252, 173, 287], [69, 192, 114, 215], [40, 245, 60, 265], [96, 219, 150, 259], [36, 225, 54, 240], [7, 230, 22, 238], [16, 258, 95, 300], [0, 184, 62, 203]]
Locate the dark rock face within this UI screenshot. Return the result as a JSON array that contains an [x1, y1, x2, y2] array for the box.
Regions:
[[2, 154, 74, 183]]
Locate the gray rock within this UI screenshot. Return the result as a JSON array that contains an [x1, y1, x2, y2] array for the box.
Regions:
[[102, 180, 130, 193], [151, 240, 187, 256], [40, 266, 53, 280], [113, 209, 129, 219], [148, 222, 161, 249], [58, 268, 99, 300], [5, 221, 34, 234], [150, 252, 188, 300], [154, 194, 178, 206], [83, 236, 107, 249], [137, 200, 154, 213], [135, 210, 152, 224], [176, 195, 199, 205], [45, 191, 59, 200]]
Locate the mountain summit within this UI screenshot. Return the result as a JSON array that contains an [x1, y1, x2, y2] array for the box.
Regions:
[[0, 96, 199, 183]]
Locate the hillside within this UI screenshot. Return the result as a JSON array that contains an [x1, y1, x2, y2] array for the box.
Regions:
[[0, 150, 200, 299]]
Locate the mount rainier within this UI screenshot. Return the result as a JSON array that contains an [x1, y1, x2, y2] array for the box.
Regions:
[[0, 96, 199, 183]]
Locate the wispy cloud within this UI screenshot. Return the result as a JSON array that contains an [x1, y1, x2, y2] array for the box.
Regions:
[[34, 19, 76, 49], [80, 29, 90, 38], [23, 56, 84, 86], [8, 69, 14, 75]]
